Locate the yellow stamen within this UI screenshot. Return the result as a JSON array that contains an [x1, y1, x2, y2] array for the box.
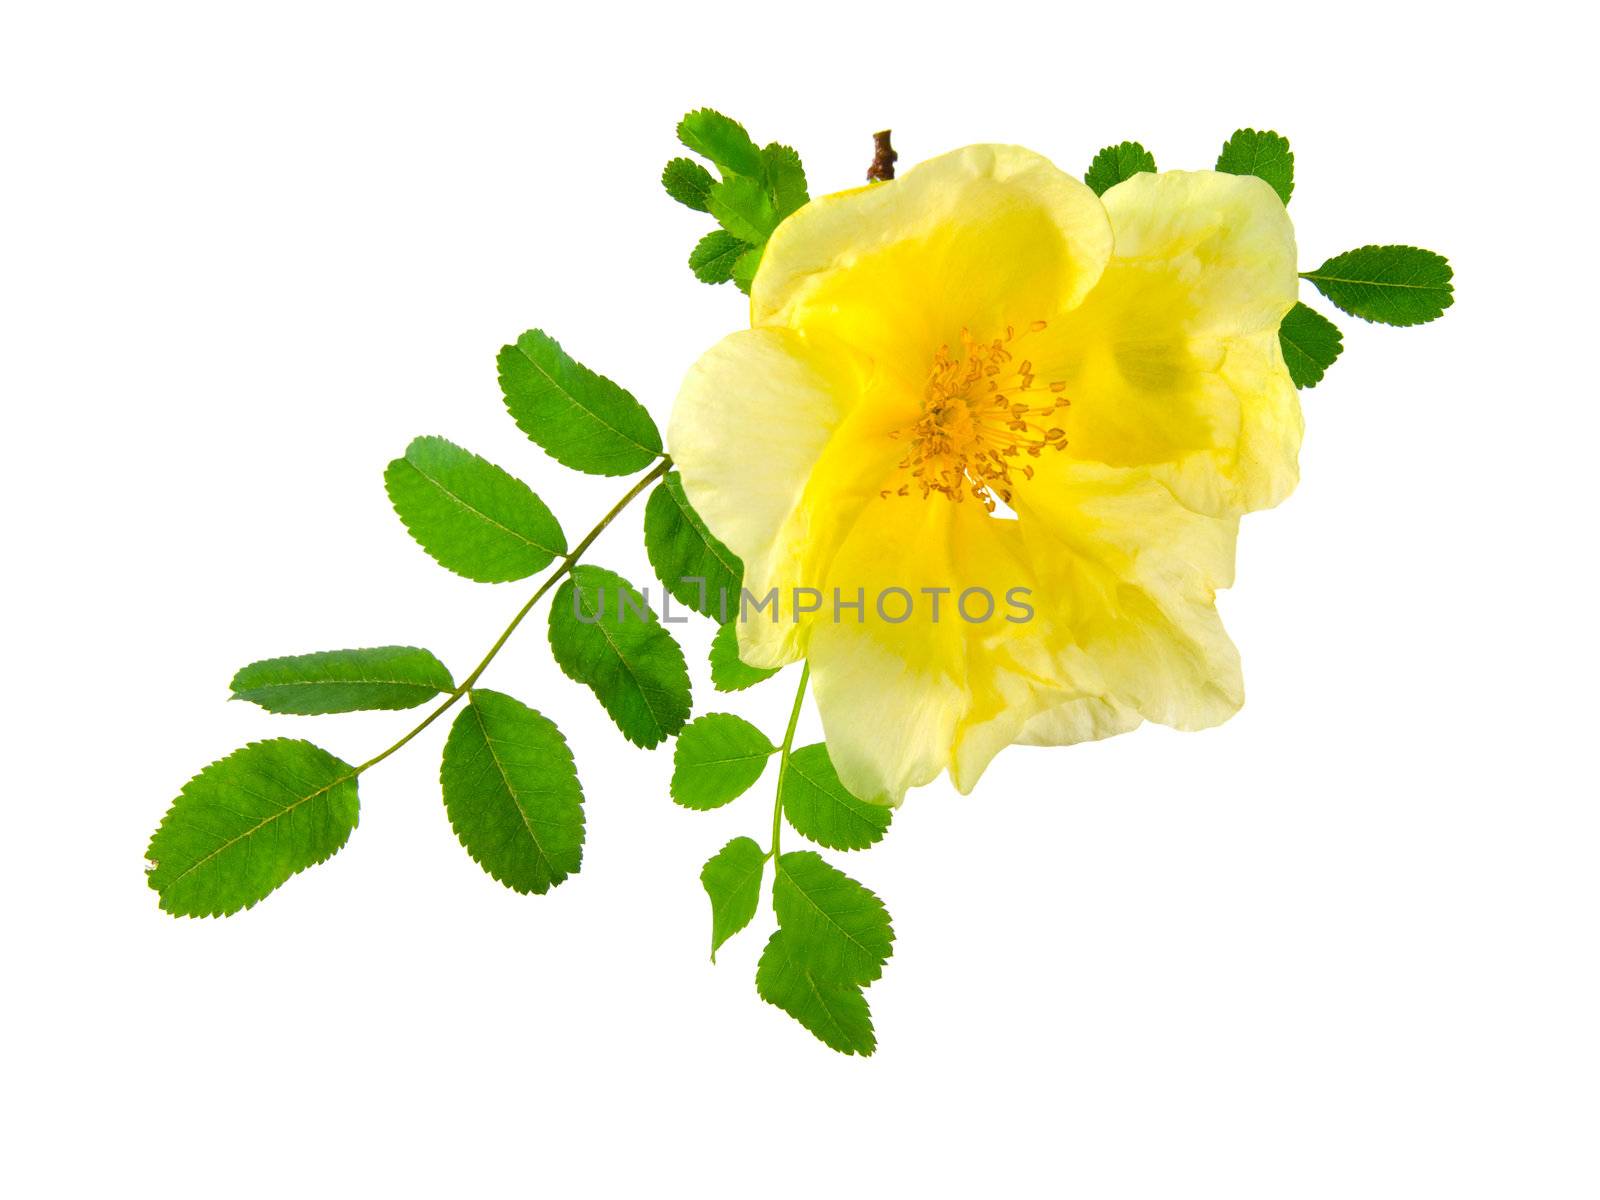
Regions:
[[885, 322, 1071, 513]]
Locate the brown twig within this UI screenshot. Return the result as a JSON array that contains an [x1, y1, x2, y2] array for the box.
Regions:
[[867, 129, 897, 182]]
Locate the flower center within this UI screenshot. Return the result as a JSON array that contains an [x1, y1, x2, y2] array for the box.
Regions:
[[882, 321, 1070, 512]]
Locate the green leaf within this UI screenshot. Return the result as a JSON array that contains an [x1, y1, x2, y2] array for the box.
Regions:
[[760, 143, 808, 221], [547, 564, 691, 748], [1301, 245, 1455, 327], [731, 246, 762, 296], [771, 851, 894, 986], [756, 851, 894, 1055], [671, 714, 774, 810], [662, 156, 714, 212], [230, 645, 453, 714], [709, 175, 779, 246], [384, 435, 567, 582], [1083, 141, 1156, 196], [677, 108, 762, 178], [440, 689, 584, 895], [147, 739, 359, 917], [755, 930, 876, 1055], [643, 470, 743, 618], [688, 230, 750, 285], [497, 330, 663, 476], [709, 622, 779, 692], [781, 744, 892, 850], [1278, 302, 1345, 389], [701, 837, 766, 961], [1215, 128, 1294, 204]]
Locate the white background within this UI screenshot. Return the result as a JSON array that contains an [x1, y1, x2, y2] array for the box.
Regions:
[[4, 2, 1595, 1196]]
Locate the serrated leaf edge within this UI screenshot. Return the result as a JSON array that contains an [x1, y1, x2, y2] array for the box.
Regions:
[[146, 739, 359, 919], [230, 645, 454, 712], [548, 568, 692, 749], [783, 747, 891, 851], [440, 692, 584, 895], [497, 332, 663, 469]]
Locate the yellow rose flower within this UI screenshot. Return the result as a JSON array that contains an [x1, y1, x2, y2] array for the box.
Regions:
[[668, 144, 1299, 804]]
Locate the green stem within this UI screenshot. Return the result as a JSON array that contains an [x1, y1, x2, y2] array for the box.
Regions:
[[352, 455, 673, 777], [767, 661, 810, 861]]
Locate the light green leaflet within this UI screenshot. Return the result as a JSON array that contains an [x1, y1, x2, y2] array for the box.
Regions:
[[677, 108, 763, 178], [701, 837, 766, 961], [385, 435, 566, 582], [231, 645, 454, 714], [708, 175, 779, 245], [781, 744, 892, 851], [756, 851, 894, 1055], [689, 230, 750, 285], [709, 622, 779, 692], [756, 930, 877, 1055], [671, 714, 774, 810], [643, 469, 744, 619], [147, 739, 359, 917], [1216, 128, 1294, 204], [771, 851, 894, 984], [547, 564, 692, 748], [661, 157, 714, 212], [759, 143, 808, 222], [497, 330, 662, 476], [731, 246, 762, 295], [1278, 302, 1344, 389], [440, 690, 584, 895], [1302, 245, 1455, 326], [1083, 140, 1156, 196]]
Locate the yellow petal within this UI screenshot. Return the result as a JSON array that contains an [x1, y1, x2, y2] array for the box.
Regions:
[[803, 489, 995, 804], [669, 327, 883, 662], [807, 460, 1243, 802], [752, 145, 1113, 392], [1014, 697, 1143, 747], [1014, 460, 1243, 732], [947, 462, 1240, 794], [1100, 170, 1297, 335], [1034, 170, 1301, 515]]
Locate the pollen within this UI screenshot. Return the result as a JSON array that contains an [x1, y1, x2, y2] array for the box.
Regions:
[[881, 322, 1071, 512]]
